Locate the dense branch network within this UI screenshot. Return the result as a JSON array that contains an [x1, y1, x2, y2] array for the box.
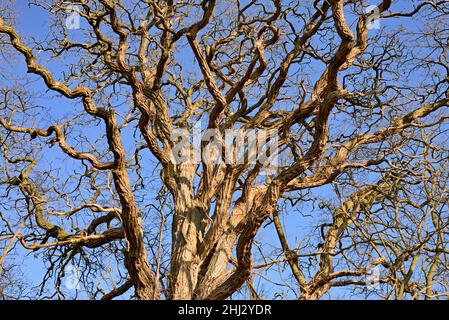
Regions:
[[1, 0, 449, 300]]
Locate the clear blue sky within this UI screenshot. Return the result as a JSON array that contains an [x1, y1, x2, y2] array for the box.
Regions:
[[1, 0, 435, 300]]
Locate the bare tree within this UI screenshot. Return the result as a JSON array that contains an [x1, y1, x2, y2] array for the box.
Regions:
[[1, 0, 449, 300]]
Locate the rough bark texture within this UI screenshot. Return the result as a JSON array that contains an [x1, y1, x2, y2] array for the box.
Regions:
[[1, 0, 449, 300]]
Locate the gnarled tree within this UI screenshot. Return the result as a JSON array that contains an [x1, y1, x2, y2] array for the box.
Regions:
[[1, 0, 449, 300]]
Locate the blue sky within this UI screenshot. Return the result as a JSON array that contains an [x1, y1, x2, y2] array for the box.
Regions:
[[1, 0, 445, 300]]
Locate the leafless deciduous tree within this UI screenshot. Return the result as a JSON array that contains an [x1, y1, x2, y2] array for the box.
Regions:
[[1, 0, 449, 300]]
